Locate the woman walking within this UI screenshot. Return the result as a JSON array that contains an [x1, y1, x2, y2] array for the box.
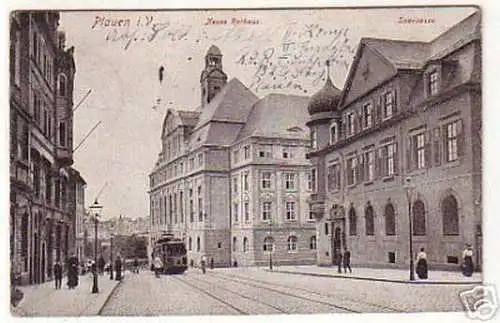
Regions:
[[462, 244, 474, 277], [416, 248, 428, 279]]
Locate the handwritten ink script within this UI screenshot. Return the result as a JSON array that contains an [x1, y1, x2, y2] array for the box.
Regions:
[[94, 15, 271, 50], [235, 24, 355, 93], [93, 16, 192, 50]]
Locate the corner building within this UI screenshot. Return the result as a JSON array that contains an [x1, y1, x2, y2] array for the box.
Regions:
[[10, 11, 84, 285], [307, 12, 481, 270], [149, 46, 316, 267]]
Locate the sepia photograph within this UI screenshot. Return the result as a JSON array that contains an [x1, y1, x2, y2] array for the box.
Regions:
[[5, 1, 497, 321]]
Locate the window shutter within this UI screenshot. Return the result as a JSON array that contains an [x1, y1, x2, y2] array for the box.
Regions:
[[341, 118, 346, 138], [392, 89, 398, 114], [406, 137, 413, 172], [424, 131, 431, 168], [433, 127, 442, 166], [376, 96, 382, 123], [393, 143, 399, 175], [374, 150, 379, 180], [357, 111, 363, 132], [378, 147, 386, 177], [457, 119, 464, 157]]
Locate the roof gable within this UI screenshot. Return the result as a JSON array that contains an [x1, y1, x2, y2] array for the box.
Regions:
[[195, 78, 259, 129], [341, 43, 398, 106]]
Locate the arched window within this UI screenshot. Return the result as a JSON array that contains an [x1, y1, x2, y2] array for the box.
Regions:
[[385, 203, 396, 236], [232, 236, 237, 252], [412, 200, 426, 236], [243, 237, 248, 252], [442, 195, 459, 235], [287, 235, 298, 251], [263, 236, 274, 252], [188, 236, 192, 250], [365, 204, 374, 236], [58, 73, 67, 97], [196, 236, 201, 252], [348, 207, 357, 236], [309, 236, 317, 250]]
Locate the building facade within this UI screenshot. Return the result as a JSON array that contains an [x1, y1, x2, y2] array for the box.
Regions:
[[148, 46, 316, 267], [10, 11, 83, 284], [307, 12, 481, 270]]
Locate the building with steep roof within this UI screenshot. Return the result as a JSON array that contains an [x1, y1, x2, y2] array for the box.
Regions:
[[148, 46, 316, 267], [307, 11, 482, 271]]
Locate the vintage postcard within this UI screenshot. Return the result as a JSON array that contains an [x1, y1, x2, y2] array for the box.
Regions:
[[7, 2, 496, 321]]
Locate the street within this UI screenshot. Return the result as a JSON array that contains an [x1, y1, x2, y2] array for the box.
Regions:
[[100, 267, 475, 315]]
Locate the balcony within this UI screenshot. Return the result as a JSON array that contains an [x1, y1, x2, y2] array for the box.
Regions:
[[56, 146, 73, 166]]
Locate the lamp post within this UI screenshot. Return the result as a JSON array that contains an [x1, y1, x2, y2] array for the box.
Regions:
[[89, 199, 103, 293], [404, 176, 415, 281]]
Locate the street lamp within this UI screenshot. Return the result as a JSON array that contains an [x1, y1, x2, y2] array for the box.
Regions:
[[404, 176, 415, 281], [89, 199, 103, 293]]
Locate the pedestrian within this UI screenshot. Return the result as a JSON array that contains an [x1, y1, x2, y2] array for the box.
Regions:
[[98, 255, 106, 275], [200, 255, 207, 274], [154, 254, 162, 278], [53, 261, 63, 289], [336, 250, 343, 273], [416, 247, 428, 279], [115, 255, 123, 281], [461, 244, 474, 277], [66, 253, 79, 289], [133, 258, 139, 274], [343, 248, 352, 274], [210, 258, 214, 270]]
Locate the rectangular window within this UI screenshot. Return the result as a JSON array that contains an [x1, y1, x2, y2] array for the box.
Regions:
[[262, 202, 272, 221], [233, 203, 239, 223], [243, 145, 250, 159], [330, 124, 338, 144], [198, 186, 203, 222], [243, 173, 249, 191], [311, 130, 318, 149], [189, 188, 194, 223], [362, 103, 373, 128], [347, 113, 355, 136], [59, 121, 66, 147], [233, 149, 239, 164], [429, 70, 439, 95], [364, 151, 375, 182], [324, 222, 329, 235], [233, 176, 238, 194], [189, 158, 194, 170], [284, 173, 296, 190], [14, 31, 21, 86], [383, 92, 394, 119], [414, 133, 426, 169], [327, 163, 340, 191], [380, 143, 396, 177], [346, 156, 357, 186], [259, 145, 273, 158], [261, 172, 271, 189], [244, 202, 249, 221], [285, 201, 296, 220], [445, 121, 459, 162], [197, 153, 203, 167]]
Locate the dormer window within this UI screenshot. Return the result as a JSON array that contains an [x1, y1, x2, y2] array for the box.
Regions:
[[429, 70, 439, 96], [329, 123, 338, 144]]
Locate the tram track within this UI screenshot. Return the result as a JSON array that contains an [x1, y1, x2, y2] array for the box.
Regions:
[[172, 274, 291, 314], [210, 271, 403, 313]]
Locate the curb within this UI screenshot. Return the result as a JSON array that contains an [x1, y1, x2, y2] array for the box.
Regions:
[[97, 276, 124, 315], [270, 269, 482, 285]]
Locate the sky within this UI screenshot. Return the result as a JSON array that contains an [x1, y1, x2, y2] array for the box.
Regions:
[[57, 7, 477, 220]]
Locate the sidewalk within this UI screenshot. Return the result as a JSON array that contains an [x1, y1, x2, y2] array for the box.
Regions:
[[11, 273, 122, 317], [268, 265, 482, 285]]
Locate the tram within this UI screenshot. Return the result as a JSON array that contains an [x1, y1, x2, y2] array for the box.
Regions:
[[152, 233, 188, 274]]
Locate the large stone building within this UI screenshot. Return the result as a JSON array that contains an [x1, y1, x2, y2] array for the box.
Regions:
[[9, 11, 85, 284], [149, 46, 316, 267], [307, 12, 481, 270]]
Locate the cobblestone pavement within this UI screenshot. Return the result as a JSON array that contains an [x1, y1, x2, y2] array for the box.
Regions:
[[100, 267, 479, 315]]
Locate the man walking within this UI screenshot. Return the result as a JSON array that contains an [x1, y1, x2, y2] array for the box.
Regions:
[[343, 248, 352, 273], [53, 261, 63, 289], [336, 250, 343, 273]]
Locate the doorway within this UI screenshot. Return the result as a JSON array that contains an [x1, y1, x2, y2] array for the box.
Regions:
[[333, 227, 342, 265]]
